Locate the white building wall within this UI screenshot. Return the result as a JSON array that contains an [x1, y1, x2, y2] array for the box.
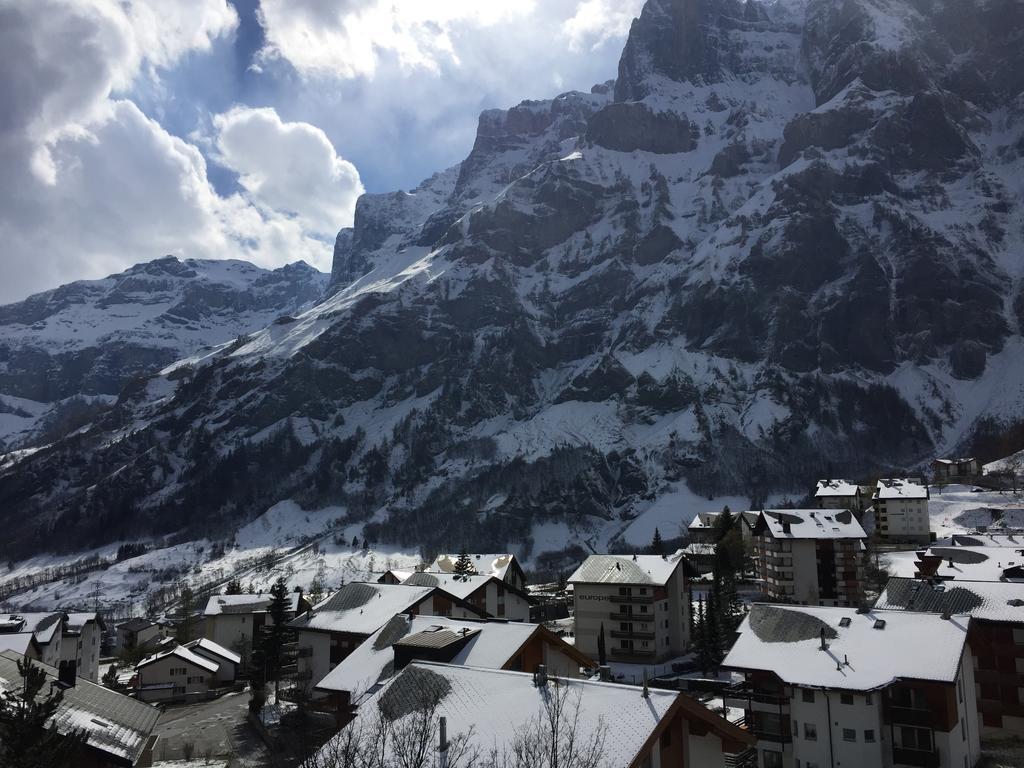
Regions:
[[791, 541, 821, 605], [541, 643, 583, 678], [573, 583, 673, 661], [137, 655, 212, 698], [297, 630, 333, 694], [60, 622, 101, 682], [940, 651, 981, 768], [878, 498, 930, 540]]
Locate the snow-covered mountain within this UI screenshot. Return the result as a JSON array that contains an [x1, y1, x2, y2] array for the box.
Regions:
[[2, 0, 1023, 570], [0, 256, 327, 449]]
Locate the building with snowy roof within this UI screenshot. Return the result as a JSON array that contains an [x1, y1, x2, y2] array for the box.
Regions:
[[316, 661, 754, 768], [134, 643, 219, 703], [751, 509, 867, 606], [114, 617, 165, 654], [568, 552, 696, 663], [423, 552, 527, 590], [874, 478, 931, 544], [912, 546, 1024, 582], [61, 611, 104, 683], [1, 611, 66, 668], [289, 582, 489, 696], [0, 630, 41, 659], [315, 615, 594, 717], [723, 604, 980, 768], [933, 457, 981, 483], [184, 637, 240, 683], [202, 591, 310, 661], [877, 577, 1024, 737], [814, 479, 865, 514], [0, 649, 160, 766], [401, 570, 531, 621]]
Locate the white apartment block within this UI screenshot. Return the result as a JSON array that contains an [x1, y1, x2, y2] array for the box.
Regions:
[[752, 510, 867, 607], [567, 552, 694, 663], [60, 612, 103, 682], [874, 478, 931, 544], [724, 604, 981, 768]]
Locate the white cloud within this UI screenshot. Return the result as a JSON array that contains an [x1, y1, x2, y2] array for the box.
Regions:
[[563, 0, 644, 52], [213, 106, 363, 238]]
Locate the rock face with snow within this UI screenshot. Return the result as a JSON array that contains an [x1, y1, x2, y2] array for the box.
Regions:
[[0, 256, 327, 449], [2, 0, 1023, 564]]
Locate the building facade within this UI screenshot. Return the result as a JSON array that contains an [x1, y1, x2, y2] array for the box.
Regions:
[[568, 553, 694, 663], [933, 458, 981, 483], [874, 479, 931, 543], [135, 645, 219, 703], [814, 479, 864, 514], [61, 612, 103, 682], [751, 510, 867, 606]]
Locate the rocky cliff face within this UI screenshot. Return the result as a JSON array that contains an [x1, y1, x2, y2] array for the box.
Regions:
[[1, 0, 1022, 563]]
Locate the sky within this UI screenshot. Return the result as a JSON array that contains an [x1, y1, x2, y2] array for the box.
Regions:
[[0, 0, 644, 303]]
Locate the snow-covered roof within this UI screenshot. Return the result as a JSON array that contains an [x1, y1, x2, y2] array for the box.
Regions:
[[186, 637, 241, 666], [0, 650, 159, 764], [951, 533, 1024, 548], [915, 546, 1024, 582], [116, 617, 155, 633], [815, 479, 859, 498], [289, 583, 437, 636], [754, 509, 866, 540], [426, 553, 518, 580], [723, 604, 969, 691], [875, 478, 929, 500], [401, 571, 520, 601], [203, 592, 303, 616], [136, 644, 219, 674], [688, 511, 720, 530], [323, 662, 746, 766], [64, 612, 104, 633], [567, 553, 687, 586], [935, 457, 976, 465], [378, 569, 415, 583], [0, 632, 37, 656], [316, 615, 544, 695], [876, 578, 1024, 625], [0, 612, 65, 645]]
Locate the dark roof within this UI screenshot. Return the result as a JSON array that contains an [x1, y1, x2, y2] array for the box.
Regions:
[[876, 578, 986, 615], [748, 605, 838, 644], [117, 618, 154, 633], [394, 627, 481, 651], [0, 650, 159, 765]]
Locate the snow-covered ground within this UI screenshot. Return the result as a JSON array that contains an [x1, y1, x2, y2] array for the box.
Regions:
[[924, 484, 1024, 539]]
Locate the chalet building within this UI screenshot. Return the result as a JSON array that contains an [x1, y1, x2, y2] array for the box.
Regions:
[[878, 577, 1024, 737], [377, 569, 415, 585], [0, 612, 66, 668], [912, 546, 1024, 582], [202, 591, 310, 660], [61, 612, 104, 682], [315, 615, 595, 718], [874, 479, 931, 544], [751, 510, 867, 606], [315, 661, 755, 768], [0, 649, 160, 767], [688, 512, 721, 545], [723, 604, 981, 768], [814, 479, 864, 514], [424, 552, 527, 590], [184, 637, 240, 684], [135, 643, 219, 703], [933, 457, 981, 483], [115, 617, 165, 653], [568, 553, 695, 663], [400, 571, 531, 621], [290, 582, 488, 695]]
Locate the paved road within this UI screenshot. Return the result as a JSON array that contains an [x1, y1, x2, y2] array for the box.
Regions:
[[153, 691, 268, 764]]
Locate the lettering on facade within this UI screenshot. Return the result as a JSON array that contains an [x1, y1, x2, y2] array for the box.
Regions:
[[578, 595, 613, 601]]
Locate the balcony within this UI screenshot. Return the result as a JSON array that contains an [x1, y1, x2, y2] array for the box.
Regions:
[[724, 748, 757, 768], [722, 683, 789, 710], [892, 747, 940, 767], [610, 646, 656, 658], [610, 612, 652, 622], [610, 629, 655, 640], [613, 593, 655, 604], [887, 706, 934, 728]]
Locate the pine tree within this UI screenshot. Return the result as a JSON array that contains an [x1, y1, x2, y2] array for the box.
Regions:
[[258, 577, 296, 700], [176, 585, 195, 643], [453, 550, 476, 581], [719, 568, 744, 636], [694, 594, 713, 675], [0, 658, 84, 767], [686, 582, 695, 637], [225, 579, 243, 595], [705, 585, 722, 669], [597, 622, 607, 667], [649, 527, 664, 556]]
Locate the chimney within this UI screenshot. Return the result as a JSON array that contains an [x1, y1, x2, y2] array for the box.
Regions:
[[941, 611, 951, 620], [438, 716, 449, 768], [782, 522, 791, 535], [642, 671, 650, 698], [535, 665, 547, 688], [843, 654, 849, 666], [58, 660, 76, 687], [819, 629, 828, 651]]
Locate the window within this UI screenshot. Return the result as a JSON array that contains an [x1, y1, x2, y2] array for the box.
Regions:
[[842, 729, 856, 742], [866, 693, 873, 705], [840, 693, 854, 705], [802, 689, 815, 703], [865, 730, 875, 743], [804, 723, 817, 741], [898, 726, 933, 752], [762, 750, 783, 768]]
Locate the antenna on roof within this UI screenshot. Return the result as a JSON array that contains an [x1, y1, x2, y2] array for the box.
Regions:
[[642, 671, 649, 698], [819, 629, 828, 651]]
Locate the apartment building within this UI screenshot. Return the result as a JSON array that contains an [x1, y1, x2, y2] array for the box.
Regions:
[[751, 510, 867, 606], [814, 479, 865, 514], [202, 591, 310, 660], [874, 478, 931, 544], [723, 604, 981, 768], [60, 612, 104, 682], [933, 458, 981, 483], [567, 552, 695, 663], [401, 571, 531, 621], [878, 577, 1024, 737]]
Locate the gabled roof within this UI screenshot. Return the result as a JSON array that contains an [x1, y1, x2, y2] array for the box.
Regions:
[[688, 511, 719, 530], [426, 553, 519, 581], [0, 632, 39, 656], [185, 637, 241, 666], [402, 571, 529, 602], [289, 583, 439, 636], [567, 553, 689, 586], [320, 662, 750, 765], [876, 578, 1024, 625], [754, 509, 866, 540], [315, 615, 592, 696], [116, 617, 155, 633], [723, 604, 969, 692], [136, 644, 219, 674], [203, 592, 303, 616], [874, 478, 929, 500], [815, 479, 860, 497], [65, 612, 106, 633], [0, 650, 160, 765]]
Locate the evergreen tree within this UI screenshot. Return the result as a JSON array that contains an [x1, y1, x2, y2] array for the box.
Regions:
[[711, 506, 735, 543], [694, 594, 714, 675], [705, 587, 722, 670], [649, 527, 664, 556], [686, 582, 695, 637], [719, 568, 744, 636], [0, 658, 84, 767], [453, 550, 476, 581], [258, 577, 296, 700], [225, 579, 243, 595], [176, 585, 195, 643], [597, 622, 607, 667]]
